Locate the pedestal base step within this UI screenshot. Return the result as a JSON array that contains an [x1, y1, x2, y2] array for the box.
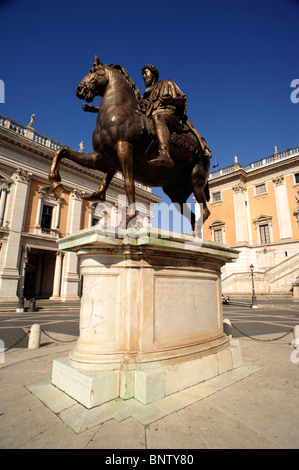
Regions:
[[52, 341, 242, 408]]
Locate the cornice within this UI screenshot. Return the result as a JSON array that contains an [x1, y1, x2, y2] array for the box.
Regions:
[[208, 168, 247, 187]]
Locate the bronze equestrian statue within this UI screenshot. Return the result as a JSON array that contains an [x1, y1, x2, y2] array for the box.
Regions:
[[49, 56, 212, 231]]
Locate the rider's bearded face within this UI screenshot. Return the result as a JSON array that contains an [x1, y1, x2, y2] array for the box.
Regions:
[[142, 68, 155, 87]]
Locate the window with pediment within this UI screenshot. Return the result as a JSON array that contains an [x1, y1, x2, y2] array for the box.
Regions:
[[209, 220, 225, 243], [253, 215, 273, 245]]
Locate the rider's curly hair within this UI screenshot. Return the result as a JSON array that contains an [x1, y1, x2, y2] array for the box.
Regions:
[[142, 64, 159, 82]]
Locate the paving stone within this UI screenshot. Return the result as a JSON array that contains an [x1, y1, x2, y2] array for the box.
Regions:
[[176, 400, 279, 449], [26, 380, 77, 413], [146, 412, 207, 449], [0, 405, 59, 449], [86, 418, 146, 449], [17, 421, 100, 449], [58, 403, 89, 433], [127, 401, 167, 426], [152, 390, 200, 415]]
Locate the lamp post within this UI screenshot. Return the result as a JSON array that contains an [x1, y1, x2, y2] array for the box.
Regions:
[[16, 248, 29, 313], [250, 264, 258, 309]]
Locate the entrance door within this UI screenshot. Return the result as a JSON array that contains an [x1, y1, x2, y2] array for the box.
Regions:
[[24, 250, 55, 299]]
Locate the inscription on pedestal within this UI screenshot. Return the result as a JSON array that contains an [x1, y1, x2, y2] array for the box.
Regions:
[[154, 276, 219, 343]]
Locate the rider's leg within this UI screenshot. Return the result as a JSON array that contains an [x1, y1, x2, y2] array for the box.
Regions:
[[148, 114, 174, 168]]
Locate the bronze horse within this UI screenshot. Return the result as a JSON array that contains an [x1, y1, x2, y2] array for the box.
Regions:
[[49, 57, 211, 231]]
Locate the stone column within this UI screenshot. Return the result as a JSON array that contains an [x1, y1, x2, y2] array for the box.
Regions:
[[0, 183, 9, 226], [16, 245, 27, 297], [111, 203, 120, 227], [60, 189, 84, 301], [233, 183, 249, 244], [0, 169, 31, 301], [50, 251, 64, 300], [88, 203, 96, 227], [34, 192, 43, 231], [54, 198, 62, 229], [273, 176, 292, 240]]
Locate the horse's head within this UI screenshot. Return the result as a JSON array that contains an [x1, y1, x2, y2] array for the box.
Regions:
[[76, 55, 108, 103]]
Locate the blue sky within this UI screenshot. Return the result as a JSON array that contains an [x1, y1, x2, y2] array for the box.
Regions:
[[0, 0, 298, 209]]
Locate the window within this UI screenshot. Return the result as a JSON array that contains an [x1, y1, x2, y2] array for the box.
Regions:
[[253, 214, 273, 245], [214, 229, 223, 243], [259, 224, 270, 244], [41, 205, 53, 230], [256, 183, 267, 195], [212, 191, 221, 202], [295, 173, 299, 184], [209, 220, 225, 244]]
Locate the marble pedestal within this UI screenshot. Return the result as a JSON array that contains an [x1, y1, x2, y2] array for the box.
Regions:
[[52, 227, 240, 408]]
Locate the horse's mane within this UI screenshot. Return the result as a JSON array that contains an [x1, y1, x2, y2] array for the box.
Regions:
[[110, 64, 141, 104]]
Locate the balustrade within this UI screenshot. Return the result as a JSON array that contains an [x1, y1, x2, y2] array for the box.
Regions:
[[209, 145, 299, 179]]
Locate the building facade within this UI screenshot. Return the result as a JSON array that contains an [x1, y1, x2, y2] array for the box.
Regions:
[[202, 146, 299, 295], [0, 114, 160, 302]]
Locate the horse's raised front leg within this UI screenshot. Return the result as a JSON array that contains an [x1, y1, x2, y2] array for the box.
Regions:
[[49, 148, 99, 199], [116, 141, 137, 227]]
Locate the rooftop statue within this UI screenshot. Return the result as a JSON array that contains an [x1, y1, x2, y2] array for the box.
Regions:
[[49, 56, 212, 231]]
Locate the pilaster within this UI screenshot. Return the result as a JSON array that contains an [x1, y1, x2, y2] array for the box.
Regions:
[[232, 183, 249, 244], [60, 189, 84, 301], [273, 176, 292, 240], [50, 251, 64, 300], [0, 169, 31, 301]]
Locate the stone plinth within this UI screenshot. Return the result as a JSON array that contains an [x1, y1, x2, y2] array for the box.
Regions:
[[52, 227, 240, 407]]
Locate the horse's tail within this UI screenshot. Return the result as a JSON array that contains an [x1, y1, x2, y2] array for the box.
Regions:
[[191, 150, 211, 202], [204, 180, 210, 202], [184, 117, 212, 161]]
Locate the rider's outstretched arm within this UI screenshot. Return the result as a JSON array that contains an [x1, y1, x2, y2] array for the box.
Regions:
[[82, 104, 100, 113]]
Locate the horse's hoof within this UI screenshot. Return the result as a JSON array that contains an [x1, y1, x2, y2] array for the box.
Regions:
[[83, 191, 106, 201], [52, 184, 64, 199]]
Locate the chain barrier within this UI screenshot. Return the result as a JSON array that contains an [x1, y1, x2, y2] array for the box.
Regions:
[[2, 327, 77, 351], [40, 329, 77, 343], [231, 323, 294, 342], [2, 324, 295, 350], [4, 329, 30, 351]]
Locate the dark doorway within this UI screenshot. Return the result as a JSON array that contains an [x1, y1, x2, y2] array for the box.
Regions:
[[24, 249, 55, 299]]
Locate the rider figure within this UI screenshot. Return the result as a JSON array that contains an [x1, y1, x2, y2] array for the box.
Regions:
[[139, 65, 186, 168], [139, 64, 211, 168]]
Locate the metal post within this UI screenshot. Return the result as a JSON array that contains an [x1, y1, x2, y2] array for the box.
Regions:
[[250, 264, 258, 309]]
